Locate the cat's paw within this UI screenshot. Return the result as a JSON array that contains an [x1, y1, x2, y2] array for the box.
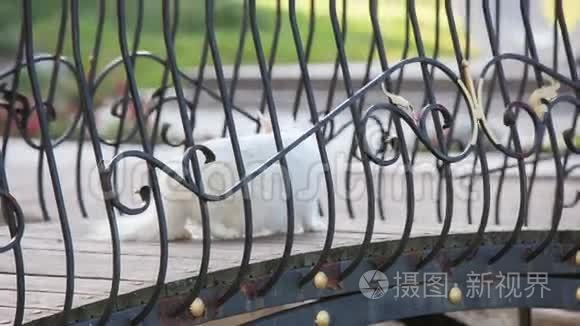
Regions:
[[212, 223, 242, 240], [303, 216, 326, 233], [188, 224, 204, 240], [294, 225, 305, 234], [167, 227, 193, 241], [121, 226, 191, 242]]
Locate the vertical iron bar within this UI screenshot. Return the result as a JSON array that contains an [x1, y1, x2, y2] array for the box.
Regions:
[[159, 0, 212, 318], [74, 0, 105, 220], [444, 0, 491, 266], [288, 0, 337, 287], [406, 0, 454, 270], [21, 0, 75, 322], [114, 1, 169, 323], [481, 0, 529, 264], [291, 0, 316, 121], [221, 0, 249, 137], [204, 0, 254, 307], [328, 0, 376, 281], [247, 0, 295, 296], [69, 1, 121, 324]]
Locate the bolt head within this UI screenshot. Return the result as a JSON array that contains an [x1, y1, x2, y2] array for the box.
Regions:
[[576, 287, 580, 301], [315, 310, 330, 326], [448, 285, 462, 304], [314, 272, 328, 289], [189, 297, 205, 318], [575, 250, 580, 266]]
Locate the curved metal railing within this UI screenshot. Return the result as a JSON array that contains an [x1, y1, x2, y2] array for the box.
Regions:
[[0, 0, 579, 324]]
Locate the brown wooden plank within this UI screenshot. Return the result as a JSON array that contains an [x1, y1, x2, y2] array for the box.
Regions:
[[2, 216, 578, 325], [0, 274, 149, 296], [0, 306, 59, 325], [0, 289, 99, 323], [0, 248, 198, 282], [0, 225, 404, 323], [0, 290, 96, 311]]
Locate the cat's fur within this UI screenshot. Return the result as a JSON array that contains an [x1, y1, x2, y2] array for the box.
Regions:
[[92, 117, 325, 241]]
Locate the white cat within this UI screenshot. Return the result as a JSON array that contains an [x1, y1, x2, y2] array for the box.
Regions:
[[92, 116, 326, 241]]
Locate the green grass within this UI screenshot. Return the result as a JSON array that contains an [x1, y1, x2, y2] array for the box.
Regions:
[[0, 0, 459, 99]]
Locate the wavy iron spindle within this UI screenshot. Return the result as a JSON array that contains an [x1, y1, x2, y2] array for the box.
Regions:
[[2, 1, 580, 324]]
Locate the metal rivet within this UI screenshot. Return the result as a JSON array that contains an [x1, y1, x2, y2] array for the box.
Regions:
[[189, 297, 205, 318], [314, 272, 328, 289], [448, 284, 462, 304], [575, 250, 580, 266], [315, 310, 330, 326], [576, 287, 580, 301]]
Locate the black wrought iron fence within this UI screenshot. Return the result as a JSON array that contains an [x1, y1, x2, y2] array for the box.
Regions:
[[0, 0, 579, 325]]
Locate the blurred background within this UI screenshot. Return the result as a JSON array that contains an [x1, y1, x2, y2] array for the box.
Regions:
[[1, 2, 580, 325], [0, 0, 459, 139], [0, 0, 578, 142]]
